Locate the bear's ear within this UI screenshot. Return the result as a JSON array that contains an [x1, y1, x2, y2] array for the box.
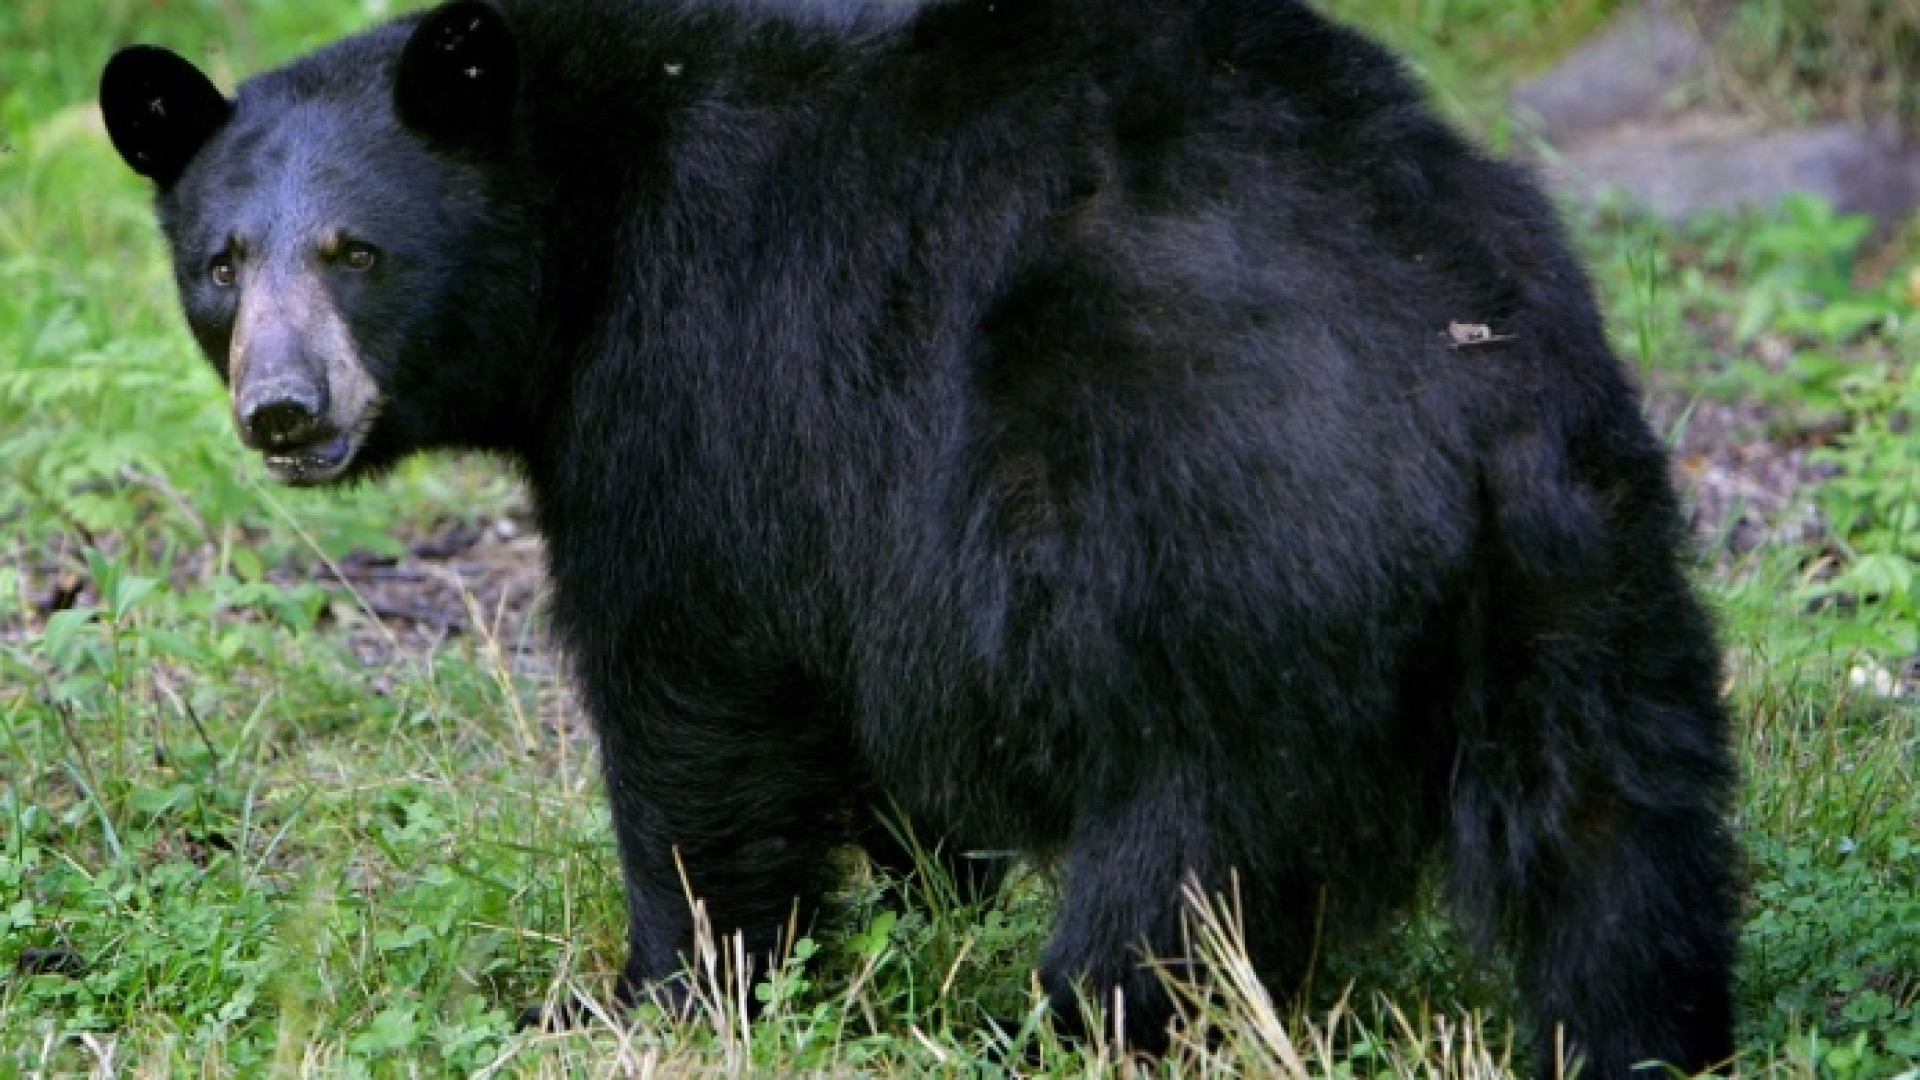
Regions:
[[396, 0, 519, 154], [99, 46, 232, 189]]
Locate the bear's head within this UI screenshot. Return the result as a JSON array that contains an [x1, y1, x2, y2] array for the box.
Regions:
[[100, 0, 533, 485]]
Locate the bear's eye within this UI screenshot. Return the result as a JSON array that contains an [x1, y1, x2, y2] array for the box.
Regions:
[[340, 242, 381, 272], [209, 255, 236, 287]]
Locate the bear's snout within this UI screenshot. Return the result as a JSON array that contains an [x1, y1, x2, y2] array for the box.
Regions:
[[234, 327, 331, 453], [239, 388, 327, 451]]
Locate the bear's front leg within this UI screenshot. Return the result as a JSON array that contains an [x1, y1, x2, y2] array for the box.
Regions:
[[1041, 776, 1219, 1055], [586, 664, 857, 1012]]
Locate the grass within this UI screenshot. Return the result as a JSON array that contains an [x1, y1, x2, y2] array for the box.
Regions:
[[1714, 0, 1920, 125], [1316, 0, 1624, 134], [3, 1, 1918, 1077]]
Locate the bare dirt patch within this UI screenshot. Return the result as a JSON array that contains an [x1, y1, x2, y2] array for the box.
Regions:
[[1656, 392, 1831, 562]]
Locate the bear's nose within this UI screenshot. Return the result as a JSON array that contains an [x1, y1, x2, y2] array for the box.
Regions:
[[239, 385, 326, 450]]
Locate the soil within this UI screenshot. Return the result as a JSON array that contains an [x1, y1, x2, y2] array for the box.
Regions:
[[1657, 393, 1831, 563], [320, 514, 555, 679]]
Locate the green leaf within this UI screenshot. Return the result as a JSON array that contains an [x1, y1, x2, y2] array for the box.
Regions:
[[126, 783, 194, 817], [107, 573, 159, 624], [349, 1005, 420, 1056], [40, 606, 99, 667]]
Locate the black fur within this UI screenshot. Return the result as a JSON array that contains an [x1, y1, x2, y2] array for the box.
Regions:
[[102, 1, 1738, 1075], [100, 45, 232, 187]]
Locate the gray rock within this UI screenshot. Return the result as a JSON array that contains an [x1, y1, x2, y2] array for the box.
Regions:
[[1542, 114, 1920, 224], [1510, 0, 1920, 226], [1510, 0, 1721, 141]]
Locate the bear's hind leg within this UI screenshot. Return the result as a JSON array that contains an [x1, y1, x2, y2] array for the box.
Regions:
[[1455, 452, 1739, 1077], [1449, 682, 1737, 1078], [1524, 804, 1736, 1079]]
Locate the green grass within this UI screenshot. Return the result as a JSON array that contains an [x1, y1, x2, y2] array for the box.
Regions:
[[4, 2, 1919, 1078], [1315, 0, 1624, 136], [1716, 0, 1920, 124]]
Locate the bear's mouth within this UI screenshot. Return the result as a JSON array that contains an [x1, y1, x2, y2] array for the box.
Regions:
[[262, 431, 356, 486]]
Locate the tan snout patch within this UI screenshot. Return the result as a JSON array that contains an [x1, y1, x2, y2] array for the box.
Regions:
[[228, 273, 382, 451]]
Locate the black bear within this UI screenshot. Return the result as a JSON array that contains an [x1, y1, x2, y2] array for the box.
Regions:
[[100, 0, 1738, 1075]]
